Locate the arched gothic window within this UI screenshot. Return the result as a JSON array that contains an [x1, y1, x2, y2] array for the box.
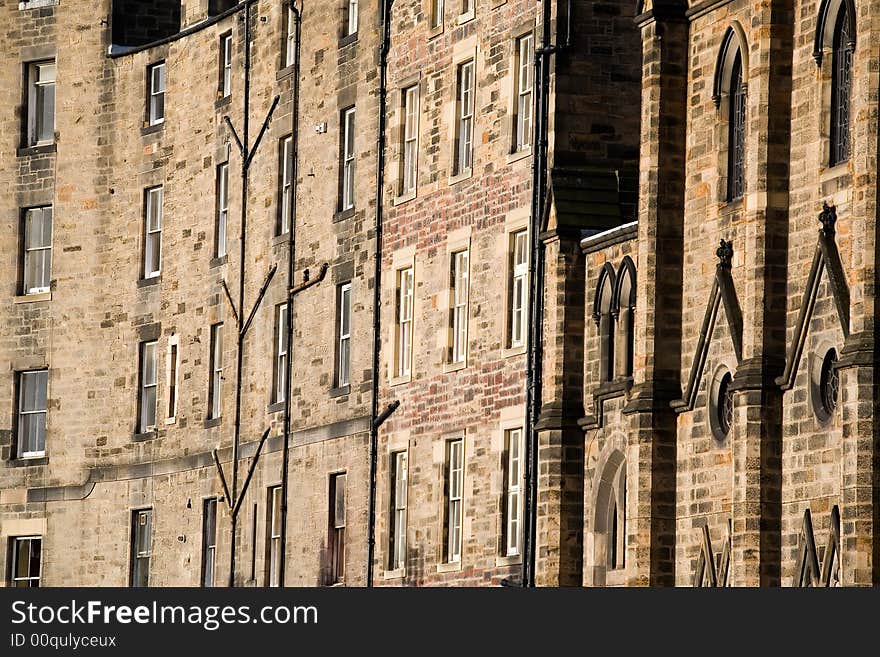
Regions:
[[714, 27, 748, 203], [593, 450, 626, 579], [607, 472, 625, 570], [727, 51, 746, 201], [830, 4, 853, 165], [614, 259, 636, 378], [594, 266, 615, 383]]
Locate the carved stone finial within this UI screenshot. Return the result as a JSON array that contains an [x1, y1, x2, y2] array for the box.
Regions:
[[819, 202, 837, 236], [716, 239, 733, 269]]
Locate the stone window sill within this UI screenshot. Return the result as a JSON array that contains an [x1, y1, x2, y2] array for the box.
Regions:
[[428, 24, 444, 40], [389, 374, 411, 387], [17, 143, 56, 157], [210, 255, 228, 269], [276, 64, 296, 81], [437, 560, 462, 574], [329, 385, 351, 399], [592, 378, 632, 401], [204, 417, 222, 429], [448, 168, 473, 187], [214, 95, 232, 112], [495, 553, 522, 567], [383, 568, 405, 580], [502, 344, 527, 359], [19, 0, 59, 9], [605, 568, 627, 587], [334, 207, 355, 223], [719, 197, 743, 214], [141, 122, 165, 137], [8, 456, 49, 467], [457, 10, 475, 25], [14, 292, 51, 304], [271, 233, 290, 247], [506, 148, 531, 166], [442, 360, 467, 374], [267, 400, 285, 414], [819, 161, 852, 194], [820, 160, 850, 178], [393, 189, 417, 207], [338, 32, 358, 48], [138, 276, 161, 288], [132, 431, 157, 442]]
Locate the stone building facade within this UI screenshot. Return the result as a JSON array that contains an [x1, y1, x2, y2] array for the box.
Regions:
[[577, 0, 878, 587], [1, 0, 877, 589]]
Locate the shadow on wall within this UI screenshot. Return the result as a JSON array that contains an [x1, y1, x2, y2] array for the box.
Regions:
[[111, 0, 181, 46]]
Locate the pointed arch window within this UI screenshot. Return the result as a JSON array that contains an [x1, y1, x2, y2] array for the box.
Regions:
[[591, 449, 627, 584], [614, 260, 636, 378], [594, 267, 615, 383], [714, 27, 748, 203], [727, 52, 745, 201], [830, 5, 853, 166], [607, 475, 625, 570]]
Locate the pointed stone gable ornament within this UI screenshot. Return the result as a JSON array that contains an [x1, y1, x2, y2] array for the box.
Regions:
[[716, 239, 734, 269], [819, 201, 837, 237], [671, 240, 744, 412], [776, 201, 851, 389]]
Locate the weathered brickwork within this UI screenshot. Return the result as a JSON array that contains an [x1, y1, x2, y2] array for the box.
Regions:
[[8, 0, 874, 590], [0, 0, 642, 588], [0, 0, 377, 587], [575, 0, 877, 588]]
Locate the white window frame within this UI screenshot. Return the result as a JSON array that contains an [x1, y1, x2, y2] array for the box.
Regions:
[[268, 485, 282, 587], [166, 335, 179, 423], [401, 85, 419, 195], [337, 282, 352, 387], [221, 34, 232, 98], [329, 472, 347, 584], [504, 427, 523, 556], [430, 0, 444, 30], [285, 7, 296, 68], [446, 438, 464, 563], [459, 0, 473, 19], [451, 249, 469, 363], [139, 341, 157, 433], [27, 60, 55, 146], [509, 229, 528, 348], [148, 62, 166, 126], [216, 163, 229, 258], [202, 498, 217, 587], [346, 0, 358, 36], [274, 304, 288, 404], [131, 509, 152, 587], [22, 205, 52, 295], [9, 536, 42, 588], [143, 186, 163, 279], [209, 323, 223, 420], [396, 266, 414, 378], [17, 369, 47, 459], [389, 450, 408, 571], [515, 34, 534, 152], [341, 107, 356, 211], [280, 135, 293, 234], [455, 60, 475, 175]]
